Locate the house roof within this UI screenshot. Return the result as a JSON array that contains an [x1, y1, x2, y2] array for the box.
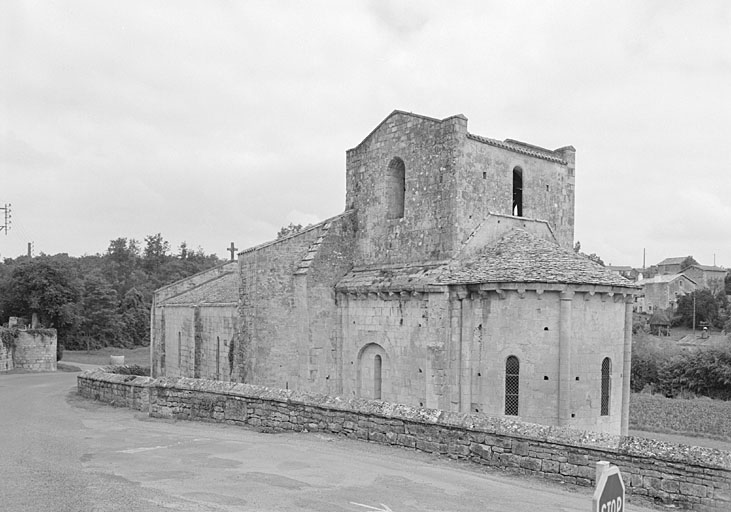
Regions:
[[685, 264, 727, 273], [605, 265, 634, 272], [161, 271, 238, 306], [436, 229, 638, 288], [637, 274, 697, 285], [656, 256, 690, 266]]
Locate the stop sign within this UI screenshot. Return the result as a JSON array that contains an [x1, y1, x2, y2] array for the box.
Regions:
[[593, 465, 625, 512]]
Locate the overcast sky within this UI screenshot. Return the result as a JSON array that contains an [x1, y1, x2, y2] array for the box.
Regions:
[[2, 0, 730, 268]]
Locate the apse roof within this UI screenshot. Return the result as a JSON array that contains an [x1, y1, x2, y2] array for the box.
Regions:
[[437, 229, 638, 288]]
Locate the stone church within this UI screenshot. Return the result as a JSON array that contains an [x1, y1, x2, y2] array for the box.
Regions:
[[151, 110, 638, 435]]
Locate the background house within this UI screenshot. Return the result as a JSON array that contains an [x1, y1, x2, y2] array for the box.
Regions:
[[635, 273, 696, 313]]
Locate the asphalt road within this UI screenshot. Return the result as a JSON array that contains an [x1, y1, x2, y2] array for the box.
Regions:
[[0, 369, 657, 512]]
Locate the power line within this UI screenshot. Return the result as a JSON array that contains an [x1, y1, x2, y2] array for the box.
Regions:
[[0, 203, 11, 235]]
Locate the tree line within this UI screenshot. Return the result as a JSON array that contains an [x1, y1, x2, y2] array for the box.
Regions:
[[0, 234, 222, 350]]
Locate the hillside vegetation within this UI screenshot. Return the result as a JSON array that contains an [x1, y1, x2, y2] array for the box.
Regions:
[[0, 235, 222, 350]]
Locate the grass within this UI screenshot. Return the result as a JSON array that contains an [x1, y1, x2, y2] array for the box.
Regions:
[[62, 346, 150, 366]]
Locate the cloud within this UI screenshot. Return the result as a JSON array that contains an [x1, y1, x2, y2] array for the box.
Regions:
[[2, 0, 729, 268], [367, 0, 431, 37]]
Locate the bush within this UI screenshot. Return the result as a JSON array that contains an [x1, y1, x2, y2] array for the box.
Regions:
[[107, 364, 150, 377], [630, 393, 731, 439], [631, 340, 731, 399]]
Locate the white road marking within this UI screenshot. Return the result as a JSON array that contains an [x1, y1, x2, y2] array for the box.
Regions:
[[117, 445, 169, 453], [350, 502, 394, 511]]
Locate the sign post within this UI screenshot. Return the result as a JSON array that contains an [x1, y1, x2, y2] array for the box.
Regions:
[[592, 461, 625, 512]]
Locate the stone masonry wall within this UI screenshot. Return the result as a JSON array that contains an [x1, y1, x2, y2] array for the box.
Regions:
[[0, 338, 12, 371], [135, 376, 729, 511], [340, 291, 450, 409], [237, 214, 355, 390], [77, 368, 152, 411], [151, 261, 237, 377], [6, 330, 57, 371], [345, 112, 463, 266], [197, 305, 238, 382], [643, 278, 693, 312], [162, 306, 195, 378], [459, 138, 575, 249]]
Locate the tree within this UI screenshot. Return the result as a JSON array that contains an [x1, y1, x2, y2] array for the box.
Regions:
[[674, 289, 722, 329], [119, 287, 150, 346], [104, 237, 140, 297], [0, 233, 221, 350], [277, 222, 304, 238], [1, 258, 80, 337], [680, 256, 699, 271], [75, 271, 122, 348], [143, 233, 170, 271]]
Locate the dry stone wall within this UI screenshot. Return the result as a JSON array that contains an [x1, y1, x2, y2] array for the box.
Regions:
[[74, 372, 731, 511], [77, 367, 152, 411], [77, 371, 731, 510]]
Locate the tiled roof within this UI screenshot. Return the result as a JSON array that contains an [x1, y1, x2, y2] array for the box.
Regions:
[[466, 133, 568, 164], [437, 229, 638, 288], [162, 272, 238, 305], [336, 264, 445, 293], [240, 211, 352, 255]]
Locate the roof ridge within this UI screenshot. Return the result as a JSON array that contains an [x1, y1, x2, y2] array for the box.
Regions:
[[240, 210, 353, 255], [466, 133, 567, 164], [158, 271, 238, 305], [348, 110, 466, 152]]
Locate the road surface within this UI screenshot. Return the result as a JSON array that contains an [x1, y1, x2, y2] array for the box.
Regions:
[[0, 369, 657, 511]]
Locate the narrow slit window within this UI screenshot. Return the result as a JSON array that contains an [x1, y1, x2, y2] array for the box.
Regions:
[[601, 357, 611, 416], [216, 336, 221, 380], [374, 355, 382, 399], [505, 356, 520, 415]]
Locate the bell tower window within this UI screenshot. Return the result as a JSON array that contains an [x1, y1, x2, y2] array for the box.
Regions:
[[386, 157, 405, 219], [512, 166, 523, 217]]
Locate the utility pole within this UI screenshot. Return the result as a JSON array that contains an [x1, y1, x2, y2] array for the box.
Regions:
[[0, 203, 11, 234], [693, 293, 696, 338]]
